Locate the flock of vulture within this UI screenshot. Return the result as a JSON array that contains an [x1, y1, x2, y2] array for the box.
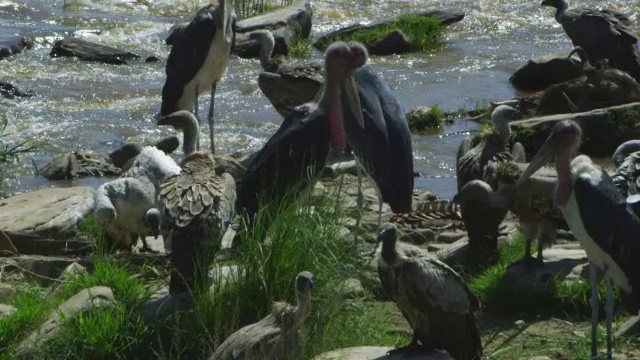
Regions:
[[87, 0, 640, 358]]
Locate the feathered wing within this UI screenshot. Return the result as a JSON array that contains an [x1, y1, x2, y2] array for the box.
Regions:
[[400, 257, 482, 360], [161, 5, 217, 115], [160, 163, 236, 230], [573, 169, 640, 308]]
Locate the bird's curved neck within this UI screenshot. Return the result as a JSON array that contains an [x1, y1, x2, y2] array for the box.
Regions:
[[496, 122, 511, 143], [381, 239, 398, 265], [259, 39, 275, 72], [294, 291, 311, 322], [183, 124, 199, 157], [554, 1, 568, 22], [555, 151, 573, 207]]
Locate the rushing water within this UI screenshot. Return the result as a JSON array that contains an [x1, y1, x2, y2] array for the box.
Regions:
[[0, 0, 637, 198]]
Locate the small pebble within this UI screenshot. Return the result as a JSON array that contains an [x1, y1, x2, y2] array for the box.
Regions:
[[514, 320, 526, 327]]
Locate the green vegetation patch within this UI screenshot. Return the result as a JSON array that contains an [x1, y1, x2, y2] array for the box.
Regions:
[[320, 14, 445, 52], [289, 38, 313, 58], [406, 105, 446, 133]]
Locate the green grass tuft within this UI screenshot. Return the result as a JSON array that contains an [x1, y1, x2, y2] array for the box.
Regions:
[[0, 287, 50, 356], [321, 14, 445, 52], [407, 105, 445, 132], [289, 38, 313, 58]]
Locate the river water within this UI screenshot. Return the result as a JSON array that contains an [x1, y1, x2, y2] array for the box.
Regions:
[[0, 0, 637, 198]]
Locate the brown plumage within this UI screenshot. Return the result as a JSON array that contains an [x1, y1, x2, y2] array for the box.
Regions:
[[456, 105, 525, 191], [157, 110, 236, 296], [487, 161, 564, 265], [389, 199, 464, 230], [209, 271, 314, 360], [377, 223, 482, 360]]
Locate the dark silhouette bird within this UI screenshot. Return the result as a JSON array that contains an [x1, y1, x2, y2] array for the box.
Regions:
[[237, 41, 366, 221], [376, 223, 483, 360], [515, 120, 640, 360], [209, 271, 314, 360], [157, 110, 236, 296], [541, 0, 640, 83], [535, 46, 640, 115], [456, 105, 525, 191], [160, 0, 236, 153], [249, 29, 324, 119]]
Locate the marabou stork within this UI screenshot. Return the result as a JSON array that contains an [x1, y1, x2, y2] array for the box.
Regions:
[[237, 41, 366, 223], [160, 0, 236, 153], [515, 120, 640, 359]]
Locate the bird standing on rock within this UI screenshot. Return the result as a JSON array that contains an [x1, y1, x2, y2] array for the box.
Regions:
[[157, 110, 236, 296], [160, 0, 236, 154], [541, 0, 640, 83], [376, 223, 483, 360], [514, 120, 640, 360]]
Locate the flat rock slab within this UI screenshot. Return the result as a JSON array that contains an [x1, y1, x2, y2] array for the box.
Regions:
[[2, 231, 92, 256], [50, 37, 140, 65], [0, 256, 93, 285], [315, 9, 464, 55], [0, 303, 17, 318], [167, 1, 312, 59], [0, 187, 94, 240], [16, 286, 114, 358], [503, 245, 588, 296], [509, 51, 582, 92], [0, 27, 33, 60], [312, 346, 452, 360], [511, 102, 640, 158]]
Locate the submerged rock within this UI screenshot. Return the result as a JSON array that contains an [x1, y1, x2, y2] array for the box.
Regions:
[[315, 9, 464, 55], [50, 37, 140, 65], [0, 30, 33, 60], [0, 187, 94, 240], [511, 102, 640, 158], [0, 82, 34, 99], [510, 52, 582, 92]]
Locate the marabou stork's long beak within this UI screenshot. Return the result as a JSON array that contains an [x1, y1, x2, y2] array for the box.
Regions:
[[515, 139, 554, 188], [341, 71, 364, 129], [219, 0, 233, 43]]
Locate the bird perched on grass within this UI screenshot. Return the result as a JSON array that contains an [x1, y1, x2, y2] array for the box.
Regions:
[[377, 223, 483, 360], [209, 271, 314, 360], [157, 110, 236, 296]]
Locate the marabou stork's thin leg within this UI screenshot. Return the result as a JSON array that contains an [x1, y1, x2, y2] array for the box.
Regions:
[[356, 166, 364, 227], [208, 82, 217, 154], [375, 187, 383, 230], [590, 263, 601, 358], [194, 84, 201, 151], [605, 273, 614, 360]]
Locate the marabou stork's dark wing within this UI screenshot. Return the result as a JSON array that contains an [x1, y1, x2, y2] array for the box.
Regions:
[[237, 105, 330, 216], [161, 5, 218, 115], [344, 66, 414, 213]]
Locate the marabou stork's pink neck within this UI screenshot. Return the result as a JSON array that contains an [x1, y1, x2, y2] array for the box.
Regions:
[[320, 70, 345, 153], [555, 150, 573, 207]]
